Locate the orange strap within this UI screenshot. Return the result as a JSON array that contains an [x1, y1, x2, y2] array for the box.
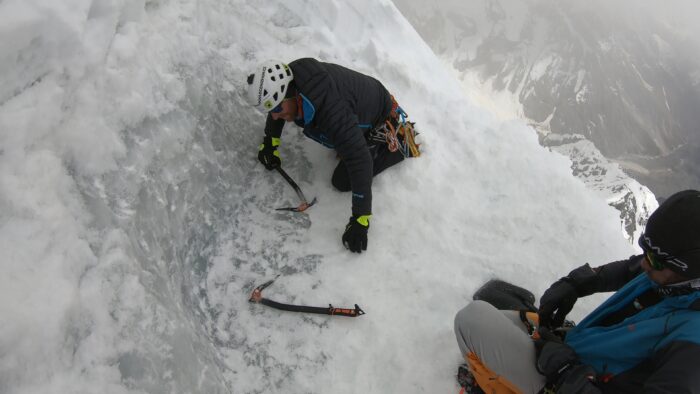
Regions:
[[389, 95, 400, 118], [466, 352, 523, 394], [383, 95, 421, 157]]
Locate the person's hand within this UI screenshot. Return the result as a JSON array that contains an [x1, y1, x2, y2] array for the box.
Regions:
[[258, 136, 281, 170], [536, 327, 599, 393], [535, 327, 574, 376], [538, 279, 578, 329], [342, 215, 370, 253]]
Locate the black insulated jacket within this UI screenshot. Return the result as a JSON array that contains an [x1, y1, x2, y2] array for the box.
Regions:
[[264, 58, 393, 216]]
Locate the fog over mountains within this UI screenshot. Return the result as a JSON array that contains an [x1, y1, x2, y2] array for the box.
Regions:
[[395, 0, 700, 201]]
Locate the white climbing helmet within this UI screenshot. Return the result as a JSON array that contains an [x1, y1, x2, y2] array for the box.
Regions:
[[245, 61, 294, 112]]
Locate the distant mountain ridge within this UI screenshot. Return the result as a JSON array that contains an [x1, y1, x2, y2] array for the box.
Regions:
[[394, 0, 700, 241]]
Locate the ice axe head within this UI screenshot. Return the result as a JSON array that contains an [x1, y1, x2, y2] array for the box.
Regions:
[[249, 276, 279, 303]]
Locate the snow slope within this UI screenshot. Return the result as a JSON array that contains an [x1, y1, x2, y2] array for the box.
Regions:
[[1, 0, 635, 393]]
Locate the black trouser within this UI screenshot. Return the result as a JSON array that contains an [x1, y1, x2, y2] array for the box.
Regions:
[[331, 143, 405, 192]]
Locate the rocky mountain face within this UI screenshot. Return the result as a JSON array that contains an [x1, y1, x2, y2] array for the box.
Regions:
[[394, 0, 700, 241]]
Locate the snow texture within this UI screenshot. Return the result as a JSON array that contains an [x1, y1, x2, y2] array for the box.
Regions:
[[1, 0, 636, 393]]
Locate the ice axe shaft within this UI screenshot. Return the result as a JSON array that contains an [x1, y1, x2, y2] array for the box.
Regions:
[[274, 166, 317, 212], [249, 277, 365, 318], [276, 166, 308, 202]]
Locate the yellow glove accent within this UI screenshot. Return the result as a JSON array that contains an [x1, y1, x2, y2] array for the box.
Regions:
[[356, 215, 371, 227], [273, 150, 280, 158], [259, 137, 281, 151]]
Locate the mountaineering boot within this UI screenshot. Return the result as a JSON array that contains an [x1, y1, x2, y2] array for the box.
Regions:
[[457, 364, 485, 394]]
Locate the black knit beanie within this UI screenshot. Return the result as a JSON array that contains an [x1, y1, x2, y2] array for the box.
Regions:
[[639, 190, 700, 278]]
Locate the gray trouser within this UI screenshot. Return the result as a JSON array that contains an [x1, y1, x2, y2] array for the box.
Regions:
[[454, 300, 547, 394]]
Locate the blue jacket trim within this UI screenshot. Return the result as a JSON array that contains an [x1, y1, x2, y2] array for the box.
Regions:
[[298, 93, 335, 148], [300, 94, 315, 125], [565, 274, 700, 376], [296, 93, 370, 150]]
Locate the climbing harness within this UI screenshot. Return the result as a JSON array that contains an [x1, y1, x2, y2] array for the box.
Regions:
[[366, 96, 421, 158], [249, 276, 365, 318], [274, 166, 317, 212]]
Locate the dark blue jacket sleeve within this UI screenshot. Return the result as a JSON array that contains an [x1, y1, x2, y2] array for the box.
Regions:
[[564, 256, 644, 297], [264, 115, 285, 138]]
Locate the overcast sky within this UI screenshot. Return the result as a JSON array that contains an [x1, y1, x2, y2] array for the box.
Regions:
[[592, 0, 700, 36], [396, 0, 700, 43]]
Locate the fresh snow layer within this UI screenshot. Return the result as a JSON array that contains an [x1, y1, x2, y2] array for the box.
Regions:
[[1, 0, 635, 393]]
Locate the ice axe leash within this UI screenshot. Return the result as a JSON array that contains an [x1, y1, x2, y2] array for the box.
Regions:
[[274, 166, 317, 212], [249, 276, 365, 318]]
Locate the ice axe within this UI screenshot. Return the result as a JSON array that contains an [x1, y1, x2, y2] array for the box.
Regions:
[[249, 276, 365, 318], [274, 166, 317, 212]]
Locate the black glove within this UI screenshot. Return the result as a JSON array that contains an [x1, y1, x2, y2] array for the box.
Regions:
[[557, 365, 600, 394], [538, 279, 578, 329], [536, 327, 599, 393], [539, 264, 600, 329], [535, 327, 572, 371], [342, 215, 370, 253], [258, 136, 281, 170]]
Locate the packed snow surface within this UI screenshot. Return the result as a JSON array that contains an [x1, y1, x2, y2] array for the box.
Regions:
[[0, 0, 635, 393]]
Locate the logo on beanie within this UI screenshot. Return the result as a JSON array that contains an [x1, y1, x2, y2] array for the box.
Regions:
[[641, 234, 689, 272], [666, 258, 689, 271]]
